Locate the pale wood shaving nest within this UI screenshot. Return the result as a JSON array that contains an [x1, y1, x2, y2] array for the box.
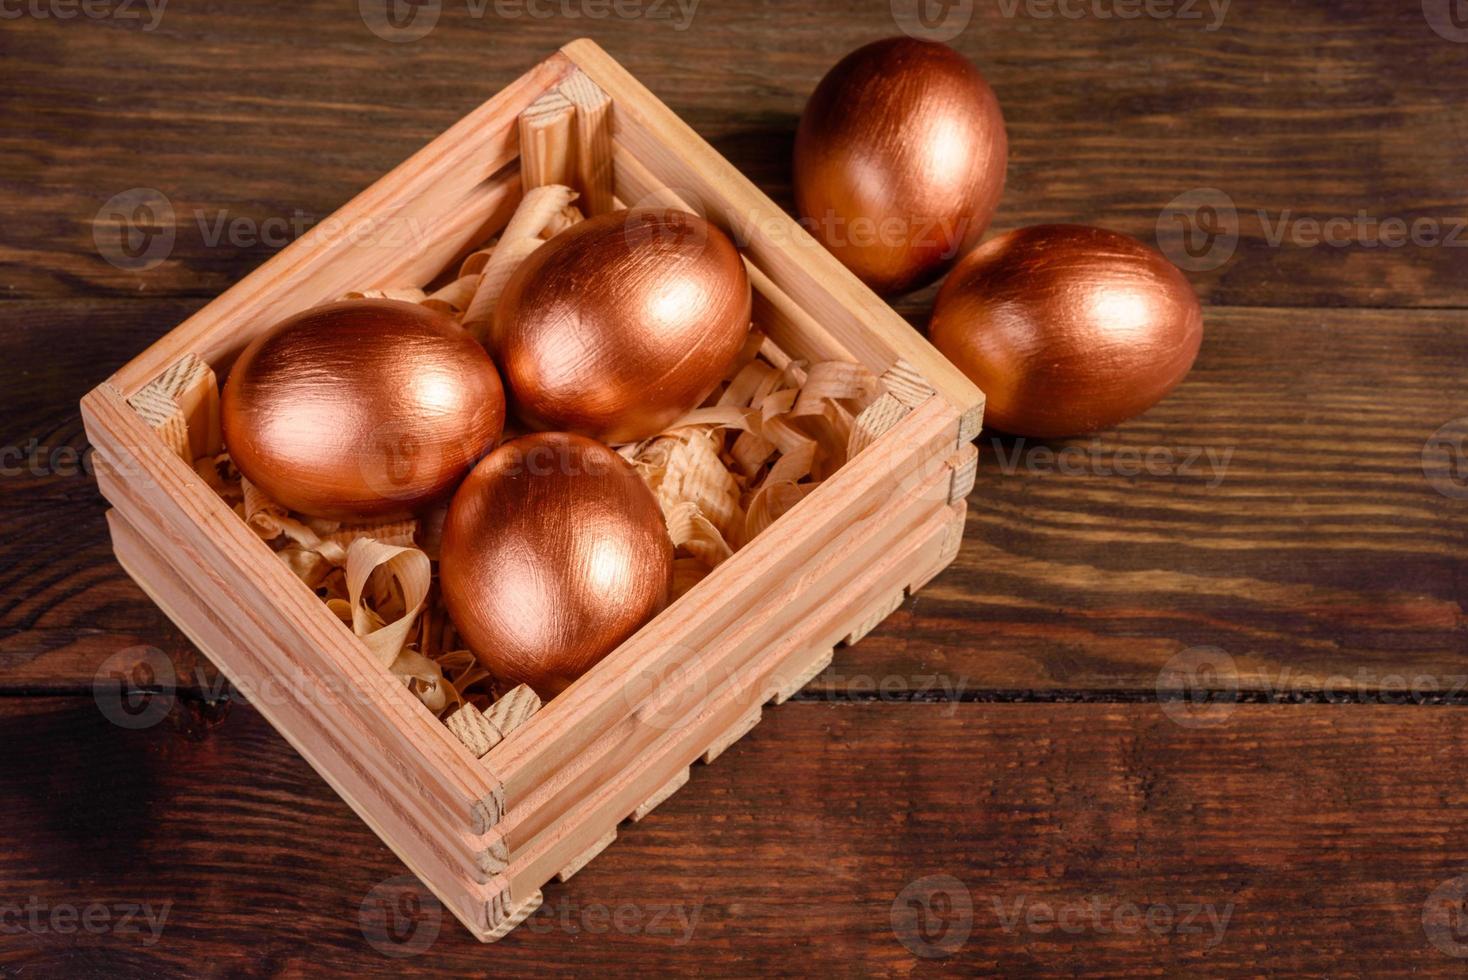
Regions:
[[194, 184, 882, 721]]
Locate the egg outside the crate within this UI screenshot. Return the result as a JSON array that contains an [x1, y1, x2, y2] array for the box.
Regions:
[[794, 36, 1008, 295], [929, 224, 1204, 438]]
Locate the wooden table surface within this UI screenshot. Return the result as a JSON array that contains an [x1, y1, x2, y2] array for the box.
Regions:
[[4, 1, 1467, 975]]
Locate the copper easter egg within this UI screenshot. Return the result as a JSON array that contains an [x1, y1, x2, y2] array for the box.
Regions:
[[494, 208, 752, 445], [221, 298, 505, 521], [439, 432, 674, 698], [794, 36, 1008, 295], [929, 225, 1204, 438]]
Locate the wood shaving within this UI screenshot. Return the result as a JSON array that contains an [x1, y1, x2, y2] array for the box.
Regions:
[[462, 183, 579, 345]]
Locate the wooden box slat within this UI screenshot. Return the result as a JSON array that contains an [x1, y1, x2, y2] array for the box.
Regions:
[[483, 395, 963, 829], [84, 391, 500, 840], [80, 40, 983, 942], [486, 443, 971, 866]]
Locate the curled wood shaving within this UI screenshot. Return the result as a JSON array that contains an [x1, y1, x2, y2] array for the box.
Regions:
[[206, 469, 483, 715], [421, 274, 479, 317], [341, 286, 427, 304], [620, 330, 881, 593], [541, 203, 585, 239], [338, 539, 457, 713], [462, 183, 578, 344], [459, 245, 495, 277]]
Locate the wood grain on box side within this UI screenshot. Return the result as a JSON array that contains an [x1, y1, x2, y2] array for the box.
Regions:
[[492, 502, 967, 904], [102, 478, 967, 941], [102, 510, 530, 942], [103, 53, 573, 399], [94, 454, 501, 871], [518, 90, 576, 190], [558, 70, 615, 216], [484, 395, 963, 824], [80, 385, 505, 839], [560, 38, 984, 440], [483, 440, 968, 871]]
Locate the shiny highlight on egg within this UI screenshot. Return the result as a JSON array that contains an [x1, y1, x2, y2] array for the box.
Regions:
[[794, 36, 1008, 295], [929, 224, 1204, 438], [495, 208, 752, 445], [439, 432, 674, 698], [221, 298, 505, 522]]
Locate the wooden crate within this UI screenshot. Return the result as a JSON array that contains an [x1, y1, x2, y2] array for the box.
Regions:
[[80, 39, 983, 942]]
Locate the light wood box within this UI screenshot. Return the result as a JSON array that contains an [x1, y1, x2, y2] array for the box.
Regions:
[[80, 40, 983, 942]]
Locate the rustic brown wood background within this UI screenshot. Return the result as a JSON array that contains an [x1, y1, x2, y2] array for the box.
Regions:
[[3, 0, 1467, 975]]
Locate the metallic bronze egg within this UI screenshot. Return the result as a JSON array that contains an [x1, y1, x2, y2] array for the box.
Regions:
[[793, 36, 1008, 296], [494, 208, 752, 445], [221, 298, 505, 521], [930, 225, 1204, 438], [439, 432, 673, 698]]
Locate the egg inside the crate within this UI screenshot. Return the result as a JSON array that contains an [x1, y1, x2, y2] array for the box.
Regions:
[[221, 298, 505, 521], [439, 431, 674, 698], [793, 36, 1008, 295], [494, 208, 752, 445], [929, 224, 1204, 438]]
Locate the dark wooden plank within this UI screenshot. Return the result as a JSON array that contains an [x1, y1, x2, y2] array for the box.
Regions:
[[7, 299, 1463, 696], [2, 1, 1466, 307], [0, 298, 227, 696], [3, 697, 1468, 975], [828, 304, 1468, 696], [835, 303, 1468, 696]]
